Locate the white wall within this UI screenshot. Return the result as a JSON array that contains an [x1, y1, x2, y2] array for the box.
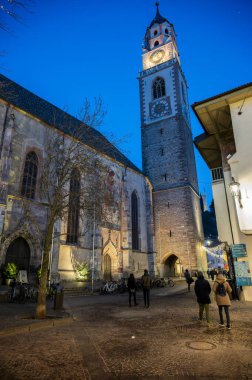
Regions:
[[228, 97, 252, 300], [229, 97, 252, 234]]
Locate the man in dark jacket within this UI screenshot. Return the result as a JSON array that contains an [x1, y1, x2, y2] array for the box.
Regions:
[[142, 269, 151, 308], [194, 271, 211, 324]]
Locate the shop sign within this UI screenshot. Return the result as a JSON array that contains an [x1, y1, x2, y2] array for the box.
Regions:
[[231, 244, 247, 258]]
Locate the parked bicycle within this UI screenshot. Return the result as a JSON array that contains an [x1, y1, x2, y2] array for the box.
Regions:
[[135, 278, 143, 290], [167, 278, 175, 287], [9, 282, 38, 303], [47, 283, 58, 301], [117, 278, 127, 293], [151, 277, 175, 288], [100, 281, 118, 295], [152, 277, 166, 288]]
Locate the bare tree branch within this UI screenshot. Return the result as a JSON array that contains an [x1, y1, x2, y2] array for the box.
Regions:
[[0, 0, 33, 32]]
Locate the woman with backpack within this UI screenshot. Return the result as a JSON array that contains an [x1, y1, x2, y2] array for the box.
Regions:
[[213, 272, 232, 329]]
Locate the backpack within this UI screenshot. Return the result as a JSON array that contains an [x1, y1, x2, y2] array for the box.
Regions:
[[217, 283, 227, 297]]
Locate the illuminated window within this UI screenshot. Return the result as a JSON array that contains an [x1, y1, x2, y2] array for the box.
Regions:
[[131, 191, 139, 250], [67, 168, 80, 244], [21, 151, 38, 199], [153, 77, 166, 99], [154, 40, 159, 46]]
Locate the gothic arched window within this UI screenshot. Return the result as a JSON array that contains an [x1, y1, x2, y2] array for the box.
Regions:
[[181, 82, 186, 103], [67, 168, 80, 244], [131, 191, 139, 250], [21, 151, 38, 199], [153, 77, 166, 99]]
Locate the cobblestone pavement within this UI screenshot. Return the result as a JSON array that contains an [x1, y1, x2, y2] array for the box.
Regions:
[[0, 284, 252, 379]]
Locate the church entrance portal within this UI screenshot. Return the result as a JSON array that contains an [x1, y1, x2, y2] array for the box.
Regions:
[[5, 237, 30, 272], [104, 254, 112, 281], [163, 255, 182, 277]]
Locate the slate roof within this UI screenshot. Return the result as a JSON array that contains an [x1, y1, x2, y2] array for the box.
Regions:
[[0, 74, 141, 174]]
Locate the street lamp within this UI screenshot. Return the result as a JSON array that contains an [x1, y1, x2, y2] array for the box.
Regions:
[[229, 177, 243, 208]]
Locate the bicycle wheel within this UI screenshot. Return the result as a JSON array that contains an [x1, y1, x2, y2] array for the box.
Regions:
[[31, 288, 38, 302], [168, 279, 175, 287]]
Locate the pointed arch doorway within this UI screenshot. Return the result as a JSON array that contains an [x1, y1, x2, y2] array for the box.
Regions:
[[104, 254, 112, 281], [163, 254, 182, 277], [5, 237, 31, 272]]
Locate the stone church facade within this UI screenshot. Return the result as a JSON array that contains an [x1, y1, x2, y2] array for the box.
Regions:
[[0, 5, 206, 282]]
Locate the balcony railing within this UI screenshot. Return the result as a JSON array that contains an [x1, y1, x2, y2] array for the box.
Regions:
[[211, 167, 224, 182]]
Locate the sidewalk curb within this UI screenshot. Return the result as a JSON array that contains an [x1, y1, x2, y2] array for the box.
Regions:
[[0, 315, 74, 337]]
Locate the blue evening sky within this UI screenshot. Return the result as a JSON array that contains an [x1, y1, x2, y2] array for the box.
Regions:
[[1, 0, 252, 205]]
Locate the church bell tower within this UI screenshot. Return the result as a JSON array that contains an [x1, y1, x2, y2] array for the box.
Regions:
[[138, 3, 206, 276]]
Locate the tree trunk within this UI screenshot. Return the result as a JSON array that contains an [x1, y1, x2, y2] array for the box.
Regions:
[[36, 222, 54, 319]]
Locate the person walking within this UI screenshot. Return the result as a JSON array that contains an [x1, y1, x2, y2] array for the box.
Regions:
[[194, 271, 211, 324], [142, 269, 151, 308], [127, 273, 138, 307], [213, 272, 232, 329], [210, 269, 215, 281], [184, 269, 193, 291]]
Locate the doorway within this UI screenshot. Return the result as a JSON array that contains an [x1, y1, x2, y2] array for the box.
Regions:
[[163, 254, 182, 277], [104, 254, 112, 281], [5, 237, 30, 272]]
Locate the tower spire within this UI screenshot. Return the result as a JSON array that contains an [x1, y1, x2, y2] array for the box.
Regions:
[[155, 2, 161, 17], [149, 2, 168, 27]]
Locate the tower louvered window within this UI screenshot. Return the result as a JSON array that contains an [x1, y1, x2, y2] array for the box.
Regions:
[[21, 151, 38, 199], [153, 77, 166, 99], [131, 191, 139, 250], [67, 169, 80, 244]]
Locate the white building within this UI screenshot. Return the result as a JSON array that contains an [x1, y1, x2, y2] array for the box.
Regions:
[[194, 83, 252, 301]]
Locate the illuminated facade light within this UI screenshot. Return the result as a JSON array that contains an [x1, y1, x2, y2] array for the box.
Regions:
[[229, 177, 243, 208]]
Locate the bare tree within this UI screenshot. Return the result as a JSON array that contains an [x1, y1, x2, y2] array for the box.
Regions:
[[36, 135, 105, 317], [18, 102, 116, 319]]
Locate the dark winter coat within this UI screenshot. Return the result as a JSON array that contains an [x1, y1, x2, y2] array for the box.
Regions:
[[184, 270, 192, 283], [127, 276, 136, 293], [194, 275, 211, 304]]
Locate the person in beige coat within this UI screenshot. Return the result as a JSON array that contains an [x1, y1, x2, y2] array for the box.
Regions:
[[213, 273, 232, 329]]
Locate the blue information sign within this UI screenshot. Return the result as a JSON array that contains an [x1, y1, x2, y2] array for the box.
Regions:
[[231, 244, 247, 258], [234, 262, 252, 286]]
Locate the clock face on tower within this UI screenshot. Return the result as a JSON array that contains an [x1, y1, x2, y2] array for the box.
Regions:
[[149, 49, 165, 65], [149, 97, 171, 119]]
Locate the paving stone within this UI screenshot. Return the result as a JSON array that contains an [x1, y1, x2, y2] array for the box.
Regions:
[[0, 284, 251, 379]]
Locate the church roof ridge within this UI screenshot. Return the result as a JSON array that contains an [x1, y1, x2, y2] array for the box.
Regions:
[[0, 73, 142, 174]]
